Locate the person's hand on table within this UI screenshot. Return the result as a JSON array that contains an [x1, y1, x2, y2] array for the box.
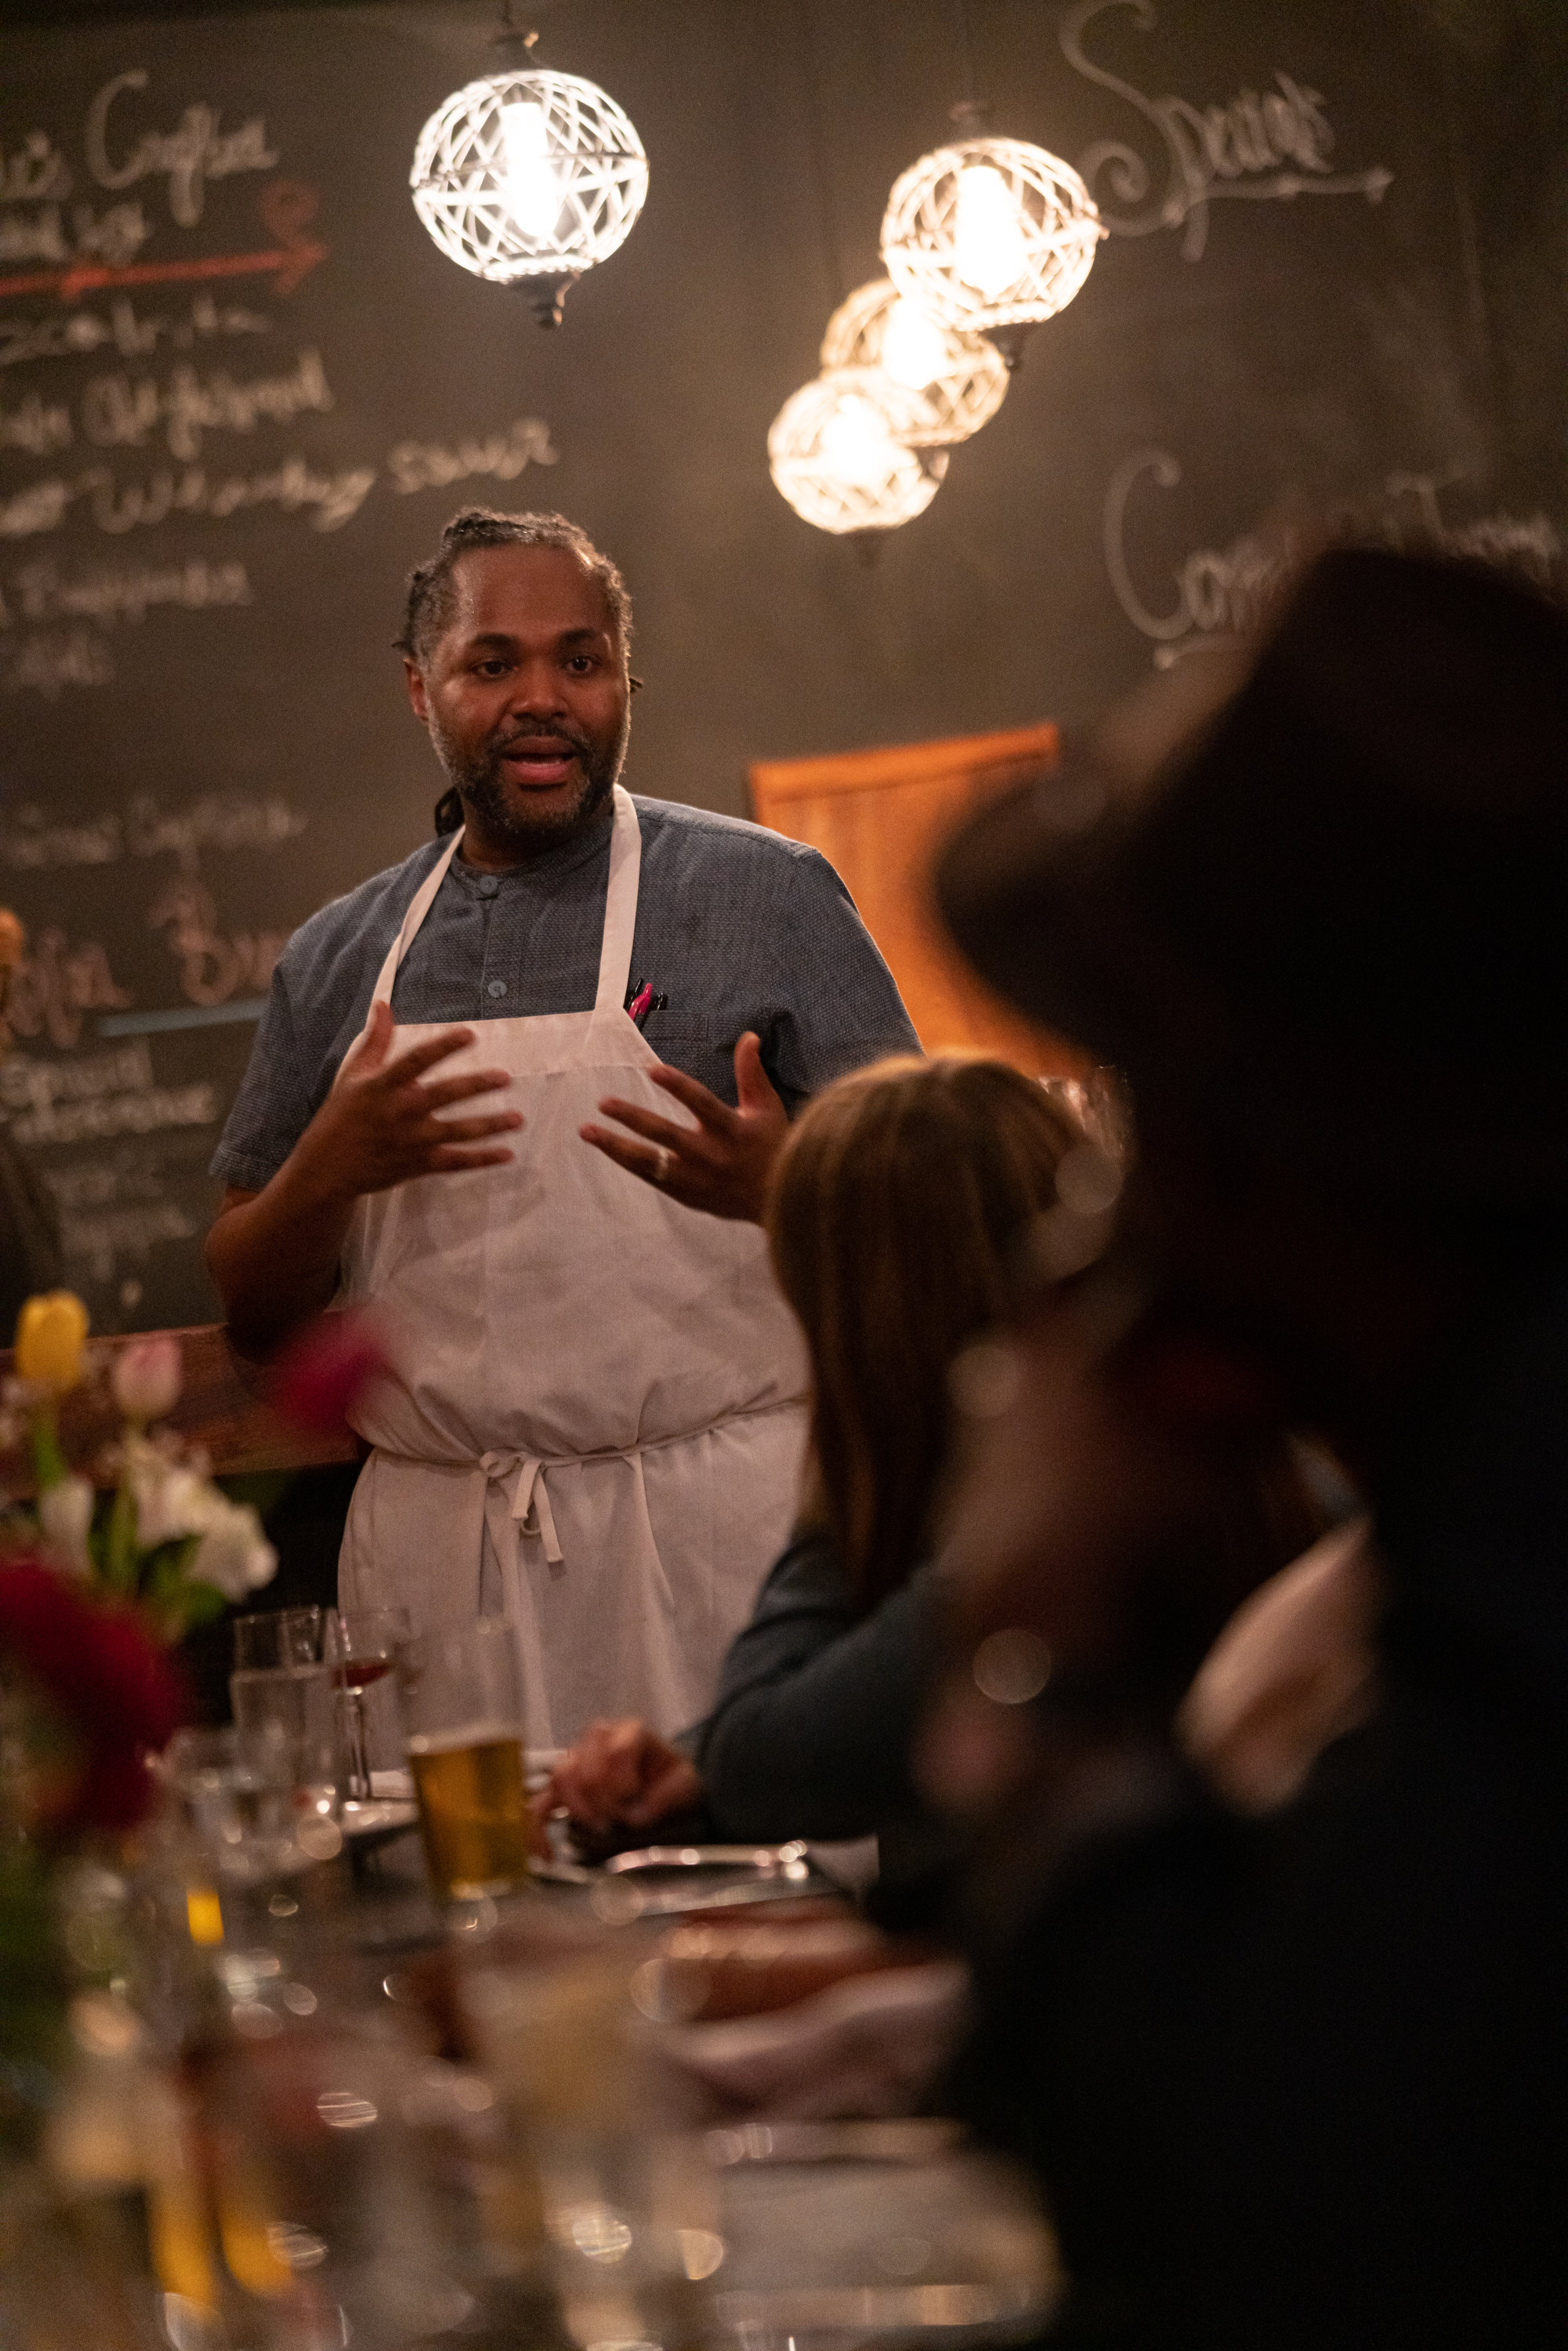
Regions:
[[546, 1715, 704, 1838], [579, 1031, 788, 1223], [294, 998, 523, 1200]]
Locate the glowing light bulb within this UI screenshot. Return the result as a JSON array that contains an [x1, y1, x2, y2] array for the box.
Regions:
[[818, 394, 896, 485], [952, 164, 1028, 295], [879, 297, 950, 391], [500, 99, 561, 238]]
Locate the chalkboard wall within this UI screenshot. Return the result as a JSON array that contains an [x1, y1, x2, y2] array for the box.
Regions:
[[2, 0, 1564, 1333]]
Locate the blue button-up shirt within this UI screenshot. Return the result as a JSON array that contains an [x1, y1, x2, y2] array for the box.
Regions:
[[212, 794, 920, 1191]]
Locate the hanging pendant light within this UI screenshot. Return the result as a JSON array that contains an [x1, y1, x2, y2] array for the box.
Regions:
[[411, 65, 648, 327], [880, 134, 1101, 370], [769, 368, 947, 537], [820, 277, 1008, 447]]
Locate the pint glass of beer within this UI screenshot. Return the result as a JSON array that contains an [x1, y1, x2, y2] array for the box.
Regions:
[[400, 1619, 531, 1900]]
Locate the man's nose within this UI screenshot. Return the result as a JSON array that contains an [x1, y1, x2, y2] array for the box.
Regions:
[[505, 660, 568, 715]]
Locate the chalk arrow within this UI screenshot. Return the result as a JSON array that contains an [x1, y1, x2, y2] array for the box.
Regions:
[[0, 178, 327, 306]]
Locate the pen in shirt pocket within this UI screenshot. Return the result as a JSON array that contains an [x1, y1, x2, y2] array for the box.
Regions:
[[626, 978, 668, 1030]]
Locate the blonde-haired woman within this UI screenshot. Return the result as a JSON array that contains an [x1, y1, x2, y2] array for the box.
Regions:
[[547, 1054, 1095, 1879]]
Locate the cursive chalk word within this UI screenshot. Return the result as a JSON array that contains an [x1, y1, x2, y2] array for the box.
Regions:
[[1104, 447, 1564, 666], [0, 627, 115, 697], [0, 452, 376, 539], [0, 393, 73, 458], [1, 1040, 219, 1150], [42, 1153, 197, 1283], [1062, 0, 1392, 262], [80, 346, 332, 463], [147, 878, 288, 1007], [86, 69, 278, 230], [0, 199, 151, 270], [1, 130, 72, 205], [127, 789, 306, 873], [4, 553, 251, 631], [0, 292, 271, 375], [386, 415, 560, 496], [0, 788, 306, 873], [0, 805, 121, 871], [2, 926, 131, 1050]]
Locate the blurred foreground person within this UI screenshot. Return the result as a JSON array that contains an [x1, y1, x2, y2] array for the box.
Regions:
[[933, 548, 1568, 2349]]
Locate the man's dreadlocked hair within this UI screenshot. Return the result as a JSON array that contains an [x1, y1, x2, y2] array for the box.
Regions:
[[397, 508, 634, 836]]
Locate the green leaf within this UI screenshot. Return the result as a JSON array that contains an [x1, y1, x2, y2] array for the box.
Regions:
[[27, 1405, 68, 1493], [103, 1480, 138, 1595], [176, 1580, 231, 1628]]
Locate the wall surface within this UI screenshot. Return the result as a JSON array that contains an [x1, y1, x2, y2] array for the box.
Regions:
[[2, 0, 1565, 1331]]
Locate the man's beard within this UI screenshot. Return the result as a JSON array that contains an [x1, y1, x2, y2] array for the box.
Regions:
[[433, 708, 629, 851]]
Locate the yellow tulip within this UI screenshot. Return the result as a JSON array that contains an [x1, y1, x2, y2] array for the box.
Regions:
[[14, 1290, 89, 1392]]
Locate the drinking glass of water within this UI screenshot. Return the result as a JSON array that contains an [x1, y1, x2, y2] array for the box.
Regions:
[[398, 1619, 530, 1900], [233, 1606, 323, 1670], [230, 1610, 342, 1846]]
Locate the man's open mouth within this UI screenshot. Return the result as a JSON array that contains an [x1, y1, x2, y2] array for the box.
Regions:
[[498, 737, 581, 784]]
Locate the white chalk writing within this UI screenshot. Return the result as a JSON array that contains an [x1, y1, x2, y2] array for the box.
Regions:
[[147, 879, 288, 1006], [386, 415, 560, 494], [0, 788, 306, 873], [0, 293, 271, 375], [0, 454, 376, 539], [0, 392, 73, 457], [0, 129, 72, 205], [0, 1041, 219, 1150], [0, 200, 151, 271], [85, 70, 277, 230], [2, 554, 252, 628], [4, 926, 132, 1049], [1, 627, 115, 697], [1062, 0, 1392, 262], [1104, 448, 1564, 666], [80, 347, 332, 463]]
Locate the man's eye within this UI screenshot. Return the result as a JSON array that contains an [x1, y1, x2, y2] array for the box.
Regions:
[[565, 654, 596, 674], [475, 659, 510, 677]]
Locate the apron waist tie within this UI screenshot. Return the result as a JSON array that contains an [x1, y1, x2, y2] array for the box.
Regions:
[[481, 1453, 563, 1566], [472, 1397, 806, 1572]]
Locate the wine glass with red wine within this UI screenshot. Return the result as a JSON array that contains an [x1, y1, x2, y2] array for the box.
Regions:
[[326, 1607, 412, 1802]]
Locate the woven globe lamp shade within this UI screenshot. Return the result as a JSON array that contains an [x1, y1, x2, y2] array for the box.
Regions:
[[411, 68, 649, 326], [768, 368, 948, 536], [880, 136, 1101, 368], [820, 277, 1008, 447]]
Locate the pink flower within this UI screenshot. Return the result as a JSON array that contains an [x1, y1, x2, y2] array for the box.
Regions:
[[110, 1335, 183, 1424], [271, 1312, 392, 1438]]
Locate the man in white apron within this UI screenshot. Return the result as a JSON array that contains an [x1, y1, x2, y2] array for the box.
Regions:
[[207, 509, 918, 1744]]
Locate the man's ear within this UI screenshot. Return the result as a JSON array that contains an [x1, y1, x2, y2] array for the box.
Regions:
[[404, 655, 430, 721]]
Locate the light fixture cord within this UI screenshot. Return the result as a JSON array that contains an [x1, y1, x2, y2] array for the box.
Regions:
[[954, 0, 978, 106], [798, 0, 849, 310]]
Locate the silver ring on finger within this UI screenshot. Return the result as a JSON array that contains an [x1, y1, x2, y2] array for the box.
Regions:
[[650, 1145, 674, 1185]]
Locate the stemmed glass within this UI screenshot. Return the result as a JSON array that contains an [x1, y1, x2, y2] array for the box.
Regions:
[[326, 1607, 411, 1802]]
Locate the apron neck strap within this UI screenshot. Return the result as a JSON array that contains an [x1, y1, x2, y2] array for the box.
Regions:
[[372, 828, 465, 1006], [369, 792, 639, 1020], [595, 786, 642, 1017]]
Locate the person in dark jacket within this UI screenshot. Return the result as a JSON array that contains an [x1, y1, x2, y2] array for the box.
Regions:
[[930, 546, 1568, 2351], [545, 1054, 1095, 1880]]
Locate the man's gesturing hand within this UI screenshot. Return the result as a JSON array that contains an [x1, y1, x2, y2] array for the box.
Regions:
[[579, 1030, 788, 1223], [295, 999, 523, 1202]]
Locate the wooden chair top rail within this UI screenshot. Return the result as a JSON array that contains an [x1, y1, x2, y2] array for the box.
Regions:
[[749, 719, 1059, 805], [2, 1323, 358, 1498]]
